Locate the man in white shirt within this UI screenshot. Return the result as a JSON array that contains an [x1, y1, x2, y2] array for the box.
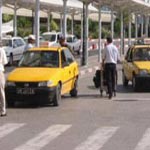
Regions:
[[0, 41, 8, 116], [24, 34, 35, 52], [102, 37, 120, 99]]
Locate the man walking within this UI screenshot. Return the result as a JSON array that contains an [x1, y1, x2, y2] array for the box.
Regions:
[[0, 41, 8, 116], [102, 37, 120, 99]]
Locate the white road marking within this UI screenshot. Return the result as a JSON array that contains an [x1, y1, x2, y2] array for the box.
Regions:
[[74, 126, 119, 150], [113, 97, 150, 101], [0, 123, 25, 138], [14, 124, 71, 150], [135, 128, 150, 150]]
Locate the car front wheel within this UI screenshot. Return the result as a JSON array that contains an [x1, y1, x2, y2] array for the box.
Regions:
[[70, 78, 78, 97], [53, 84, 61, 106]]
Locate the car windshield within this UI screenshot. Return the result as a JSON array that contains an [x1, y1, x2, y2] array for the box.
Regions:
[[67, 37, 73, 42], [42, 34, 56, 42], [133, 48, 150, 61], [18, 51, 59, 67], [2, 39, 12, 47]]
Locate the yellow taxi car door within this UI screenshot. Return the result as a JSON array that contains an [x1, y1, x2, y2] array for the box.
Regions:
[[124, 47, 134, 80], [61, 49, 76, 94]]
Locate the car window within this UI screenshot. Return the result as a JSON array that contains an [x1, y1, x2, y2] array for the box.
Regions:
[[61, 51, 67, 67], [42, 34, 56, 42], [73, 36, 78, 42], [18, 51, 59, 67], [13, 39, 18, 48], [64, 48, 75, 64], [15, 39, 25, 47], [133, 48, 150, 61], [125, 47, 133, 62], [67, 37, 73, 42], [2, 39, 12, 47]]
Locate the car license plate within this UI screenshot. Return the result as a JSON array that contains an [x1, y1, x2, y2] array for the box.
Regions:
[[16, 88, 35, 95]]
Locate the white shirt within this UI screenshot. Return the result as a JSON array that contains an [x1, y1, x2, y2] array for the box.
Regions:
[[103, 43, 120, 64], [0, 47, 8, 72], [24, 43, 34, 52]]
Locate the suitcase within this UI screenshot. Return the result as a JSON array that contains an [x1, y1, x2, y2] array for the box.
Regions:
[[93, 69, 117, 97]]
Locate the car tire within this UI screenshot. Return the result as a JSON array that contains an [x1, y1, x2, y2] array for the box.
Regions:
[[70, 78, 78, 97], [53, 84, 61, 107], [122, 71, 128, 86]]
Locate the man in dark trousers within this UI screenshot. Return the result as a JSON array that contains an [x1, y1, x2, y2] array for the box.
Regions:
[[102, 37, 120, 99]]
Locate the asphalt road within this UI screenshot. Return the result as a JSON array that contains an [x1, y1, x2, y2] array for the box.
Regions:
[[1, 55, 150, 150]]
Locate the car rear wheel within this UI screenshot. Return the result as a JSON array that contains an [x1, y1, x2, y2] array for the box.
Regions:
[[122, 71, 128, 86], [53, 84, 61, 106], [70, 78, 78, 97]]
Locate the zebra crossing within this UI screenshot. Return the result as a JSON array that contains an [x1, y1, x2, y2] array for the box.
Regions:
[[1, 123, 150, 150]]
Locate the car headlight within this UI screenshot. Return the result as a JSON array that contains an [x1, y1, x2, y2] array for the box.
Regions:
[[6, 81, 16, 87], [139, 70, 148, 75], [38, 81, 53, 87]]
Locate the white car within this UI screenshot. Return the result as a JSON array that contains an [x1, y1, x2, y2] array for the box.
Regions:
[[2, 36, 26, 65], [66, 34, 81, 55], [42, 31, 62, 46]]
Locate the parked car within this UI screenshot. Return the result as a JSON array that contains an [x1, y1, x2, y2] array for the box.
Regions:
[[5, 45, 79, 107], [66, 34, 81, 55], [2, 36, 26, 65], [42, 31, 62, 46], [122, 44, 150, 91]]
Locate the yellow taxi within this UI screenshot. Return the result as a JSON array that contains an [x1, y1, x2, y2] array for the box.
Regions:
[[122, 44, 150, 91], [5, 45, 79, 106]]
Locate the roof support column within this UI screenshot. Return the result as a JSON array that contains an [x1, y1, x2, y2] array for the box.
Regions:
[[80, 13, 83, 57], [0, 0, 2, 40], [47, 12, 51, 32], [60, 13, 63, 33], [120, 11, 124, 55], [98, 6, 102, 63], [62, 0, 67, 39], [35, 0, 40, 47], [145, 16, 149, 37], [128, 14, 132, 47], [135, 14, 138, 39], [13, 1, 18, 37], [111, 9, 114, 39], [32, 10, 35, 35], [81, 1, 89, 66], [71, 14, 74, 35], [141, 15, 144, 37]]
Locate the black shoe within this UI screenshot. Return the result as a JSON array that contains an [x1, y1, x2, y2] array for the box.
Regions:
[[1, 113, 7, 117], [108, 94, 112, 99]]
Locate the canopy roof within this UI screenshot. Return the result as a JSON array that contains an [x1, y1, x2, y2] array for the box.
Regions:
[[4, 0, 97, 15], [87, 0, 150, 14]]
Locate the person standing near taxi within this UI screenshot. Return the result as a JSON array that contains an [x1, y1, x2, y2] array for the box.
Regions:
[[59, 36, 74, 54], [24, 34, 35, 52], [102, 37, 120, 99], [0, 41, 8, 116]]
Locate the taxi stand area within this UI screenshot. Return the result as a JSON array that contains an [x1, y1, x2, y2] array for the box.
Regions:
[[1, 0, 150, 65]]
